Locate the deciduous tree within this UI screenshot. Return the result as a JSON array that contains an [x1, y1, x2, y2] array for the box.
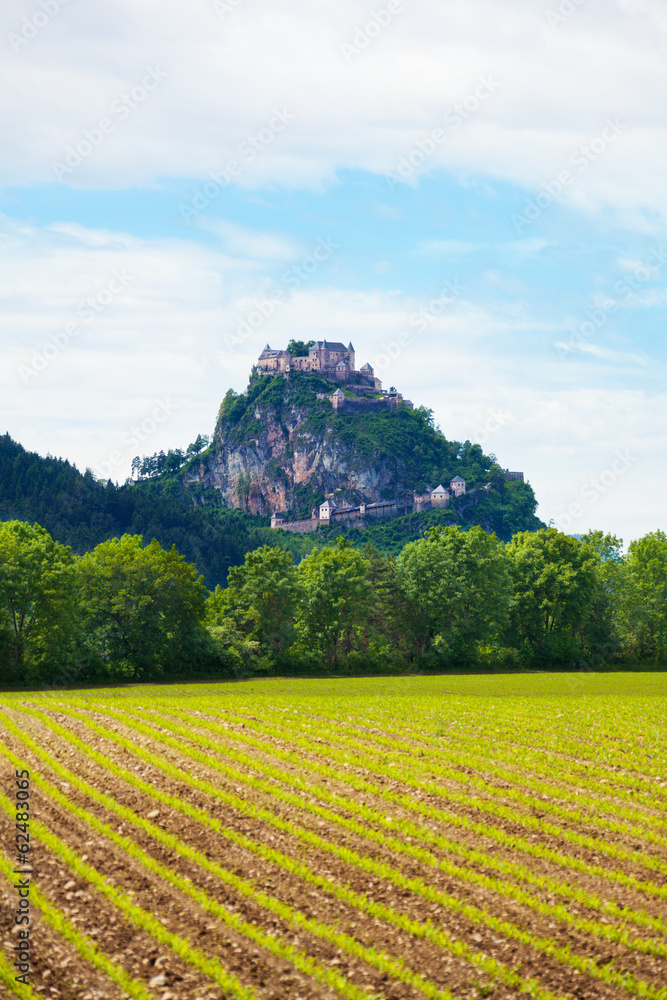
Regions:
[[296, 538, 372, 666], [79, 534, 207, 678], [0, 521, 80, 682]]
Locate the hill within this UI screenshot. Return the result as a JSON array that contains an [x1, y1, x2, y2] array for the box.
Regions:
[[0, 375, 542, 584], [0, 433, 260, 586], [189, 371, 543, 539]]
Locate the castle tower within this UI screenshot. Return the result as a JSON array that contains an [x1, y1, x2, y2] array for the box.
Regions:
[[332, 387, 345, 410], [450, 476, 466, 497]]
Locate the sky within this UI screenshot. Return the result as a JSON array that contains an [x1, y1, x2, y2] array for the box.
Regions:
[[1, 0, 666, 544]]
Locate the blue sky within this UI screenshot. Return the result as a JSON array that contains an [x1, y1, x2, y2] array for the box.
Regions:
[[1, 0, 666, 542]]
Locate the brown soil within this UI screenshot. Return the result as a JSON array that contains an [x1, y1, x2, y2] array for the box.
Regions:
[[1, 702, 665, 1000]]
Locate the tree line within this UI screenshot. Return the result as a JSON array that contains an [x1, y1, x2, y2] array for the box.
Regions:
[[131, 434, 210, 480], [1, 519, 666, 688]]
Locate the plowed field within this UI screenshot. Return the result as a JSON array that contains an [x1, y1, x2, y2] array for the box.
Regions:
[[1, 672, 666, 1000]]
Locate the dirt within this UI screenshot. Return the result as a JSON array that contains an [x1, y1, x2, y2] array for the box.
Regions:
[[1, 702, 666, 1000]]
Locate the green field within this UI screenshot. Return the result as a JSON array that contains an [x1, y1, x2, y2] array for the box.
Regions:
[[1, 672, 666, 999]]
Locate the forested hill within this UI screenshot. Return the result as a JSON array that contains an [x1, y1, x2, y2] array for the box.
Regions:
[[0, 381, 544, 587], [194, 371, 545, 538], [0, 433, 259, 586]]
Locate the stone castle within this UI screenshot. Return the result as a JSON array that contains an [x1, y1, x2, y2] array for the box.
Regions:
[[254, 340, 414, 410]]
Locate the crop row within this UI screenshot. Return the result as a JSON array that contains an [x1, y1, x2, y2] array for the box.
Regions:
[[146, 700, 667, 854], [0, 709, 562, 1000], [0, 831, 159, 1000], [13, 703, 667, 1000], [68, 700, 667, 913], [0, 780, 260, 1000], [219, 698, 667, 809], [0, 729, 491, 1000], [116, 702, 667, 937], [199, 705, 667, 874], [91, 703, 667, 952], [0, 935, 38, 1000], [208, 701, 667, 831]]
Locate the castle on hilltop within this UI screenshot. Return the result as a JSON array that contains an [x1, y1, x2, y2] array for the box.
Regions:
[[253, 340, 413, 409]]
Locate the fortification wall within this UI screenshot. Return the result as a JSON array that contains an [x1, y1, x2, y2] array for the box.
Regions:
[[274, 517, 319, 534]]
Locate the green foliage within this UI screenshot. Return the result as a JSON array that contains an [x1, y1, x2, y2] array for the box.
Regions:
[[0, 433, 263, 588], [228, 546, 302, 654], [469, 479, 544, 540], [394, 526, 511, 663], [0, 521, 81, 684], [286, 339, 315, 356], [4, 516, 667, 685], [295, 538, 373, 667], [506, 529, 600, 667], [618, 530, 667, 661], [78, 534, 209, 680]]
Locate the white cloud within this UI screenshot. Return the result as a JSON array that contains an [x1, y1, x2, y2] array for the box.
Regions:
[[1, 0, 666, 223], [0, 216, 663, 540], [197, 218, 301, 261]]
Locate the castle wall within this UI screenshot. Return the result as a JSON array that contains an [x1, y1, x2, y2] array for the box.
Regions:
[[273, 517, 319, 534], [332, 395, 413, 412]]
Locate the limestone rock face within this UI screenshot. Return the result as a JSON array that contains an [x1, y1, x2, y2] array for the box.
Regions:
[[189, 377, 402, 517]]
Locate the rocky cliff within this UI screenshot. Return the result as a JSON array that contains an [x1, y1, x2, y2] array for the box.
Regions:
[[189, 372, 541, 533], [192, 373, 409, 517]]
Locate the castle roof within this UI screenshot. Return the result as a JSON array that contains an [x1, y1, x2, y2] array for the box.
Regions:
[[348, 341, 355, 351], [332, 387, 345, 396], [258, 345, 287, 359], [431, 484, 448, 494], [335, 360, 349, 369], [320, 499, 336, 510], [313, 340, 348, 352], [450, 476, 465, 484], [360, 362, 373, 371]]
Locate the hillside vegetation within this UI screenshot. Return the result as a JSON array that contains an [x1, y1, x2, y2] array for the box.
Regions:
[[0, 376, 543, 588], [207, 372, 543, 536], [0, 433, 258, 586]]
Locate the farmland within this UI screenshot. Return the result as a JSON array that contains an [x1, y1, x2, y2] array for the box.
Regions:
[[1, 673, 666, 1000]]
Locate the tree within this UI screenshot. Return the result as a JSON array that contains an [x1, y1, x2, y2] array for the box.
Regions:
[[506, 528, 599, 666], [618, 530, 667, 661], [287, 339, 315, 357], [79, 534, 208, 679], [579, 530, 624, 663], [394, 525, 510, 662], [164, 448, 185, 474], [296, 538, 372, 666], [187, 434, 210, 457], [0, 521, 81, 683], [227, 545, 302, 654]]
